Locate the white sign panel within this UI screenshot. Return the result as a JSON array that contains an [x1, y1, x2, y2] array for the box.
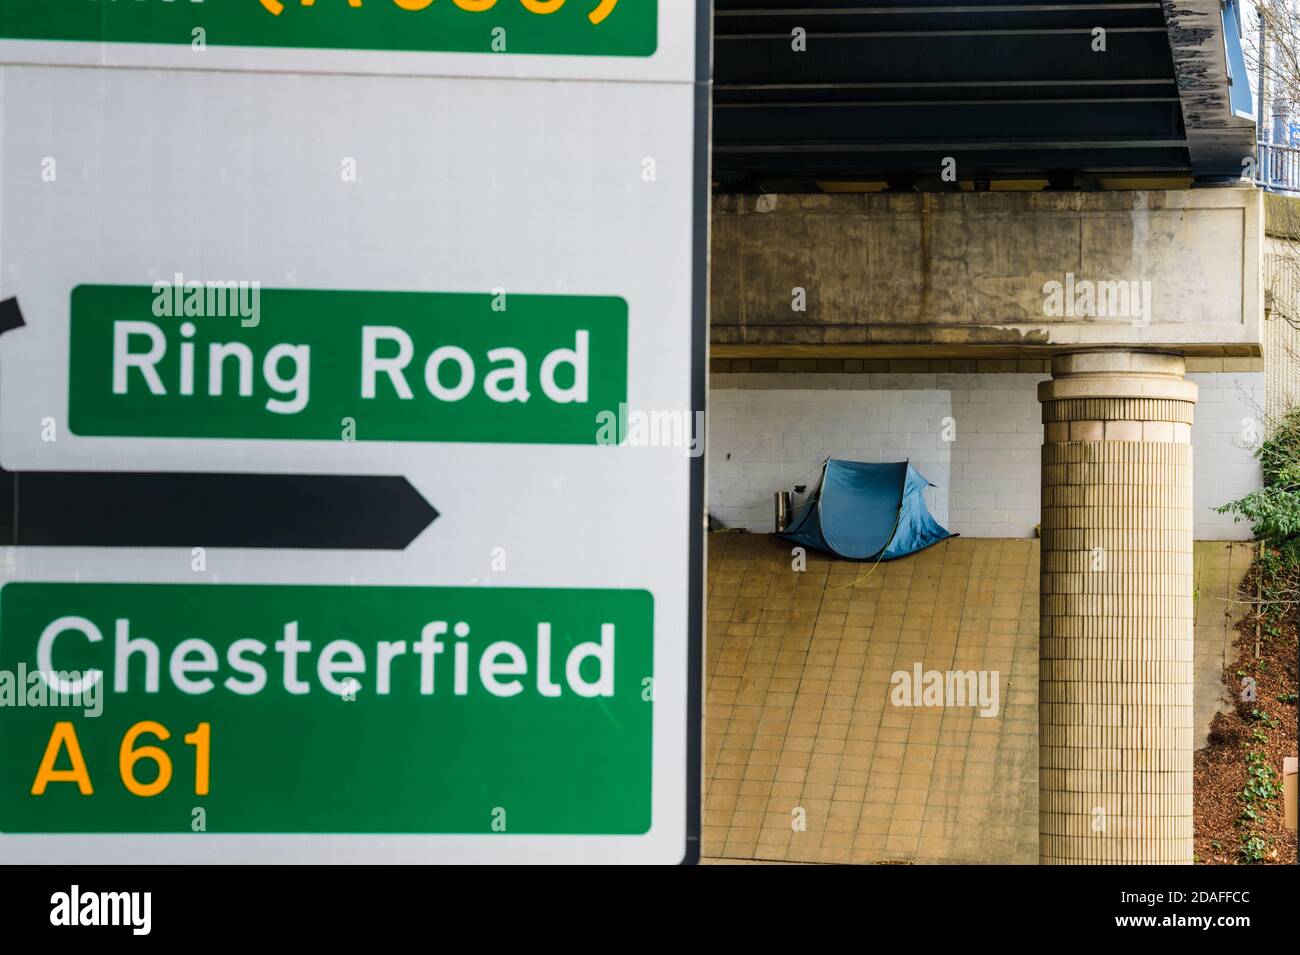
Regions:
[[0, 1, 707, 864]]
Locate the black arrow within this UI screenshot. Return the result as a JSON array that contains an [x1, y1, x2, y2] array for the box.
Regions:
[[0, 296, 24, 336], [0, 468, 437, 550], [0, 298, 437, 550]]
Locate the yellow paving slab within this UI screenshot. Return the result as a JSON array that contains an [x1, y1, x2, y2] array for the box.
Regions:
[[702, 533, 1254, 865]]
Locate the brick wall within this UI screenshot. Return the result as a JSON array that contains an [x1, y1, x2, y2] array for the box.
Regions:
[[707, 360, 1264, 541]]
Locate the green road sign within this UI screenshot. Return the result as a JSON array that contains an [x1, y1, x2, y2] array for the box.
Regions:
[[0, 582, 653, 833], [0, 0, 656, 58], [68, 284, 628, 444]]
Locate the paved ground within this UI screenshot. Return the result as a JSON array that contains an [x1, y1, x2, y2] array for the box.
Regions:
[[702, 533, 1253, 865], [1194, 541, 1258, 748]]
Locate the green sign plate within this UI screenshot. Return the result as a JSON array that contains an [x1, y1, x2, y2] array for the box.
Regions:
[[68, 284, 628, 444], [0, 0, 656, 58], [0, 582, 653, 834]]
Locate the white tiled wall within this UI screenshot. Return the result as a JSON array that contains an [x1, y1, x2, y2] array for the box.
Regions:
[[708, 371, 1264, 540], [1190, 371, 1270, 539]]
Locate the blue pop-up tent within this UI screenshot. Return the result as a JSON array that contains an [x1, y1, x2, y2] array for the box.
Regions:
[[779, 459, 955, 561]]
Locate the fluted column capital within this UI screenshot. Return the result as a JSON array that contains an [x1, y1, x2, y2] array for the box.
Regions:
[[1038, 351, 1197, 405]]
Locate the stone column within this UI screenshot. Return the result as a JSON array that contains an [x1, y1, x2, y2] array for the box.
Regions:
[[1038, 352, 1196, 865]]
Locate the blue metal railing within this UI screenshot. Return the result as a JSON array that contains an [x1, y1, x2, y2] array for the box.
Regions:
[[1258, 141, 1300, 193]]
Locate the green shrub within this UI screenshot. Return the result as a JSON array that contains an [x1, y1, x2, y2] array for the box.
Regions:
[[1240, 833, 1270, 864], [1217, 408, 1300, 559], [1217, 408, 1300, 635]]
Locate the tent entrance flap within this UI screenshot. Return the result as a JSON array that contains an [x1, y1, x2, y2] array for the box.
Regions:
[[778, 459, 956, 561]]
